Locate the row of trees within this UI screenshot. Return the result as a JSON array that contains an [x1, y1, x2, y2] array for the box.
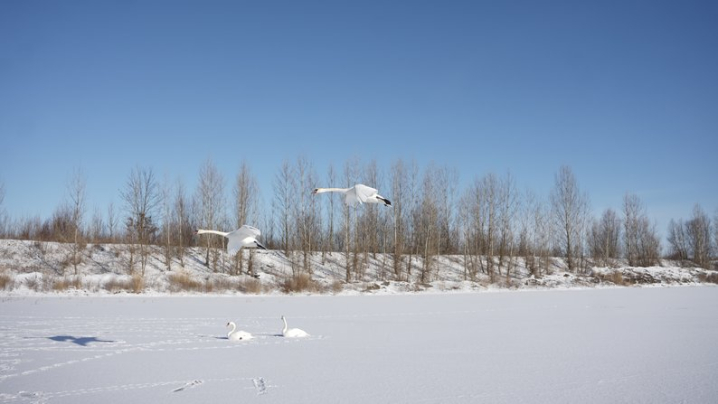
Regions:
[[1, 160, 716, 279]]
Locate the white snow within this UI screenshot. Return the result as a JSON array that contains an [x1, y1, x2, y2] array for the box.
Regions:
[[1, 287, 717, 403]]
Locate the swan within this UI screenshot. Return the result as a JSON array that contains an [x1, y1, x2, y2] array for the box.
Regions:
[[226, 321, 253, 341], [281, 315, 309, 338], [196, 225, 266, 255], [312, 184, 391, 207]]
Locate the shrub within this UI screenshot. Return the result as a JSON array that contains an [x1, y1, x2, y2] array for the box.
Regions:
[[698, 271, 718, 284], [102, 274, 145, 294], [330, 280, 343, 294], [129, 274, 145, 293], [168, 272, 202, 293], [612, 271, 624, 286], [206, 277, 232, 293], [0, 271, 13, 290], [25, 276, 42, 292], [240, 278, 263, 294], [52, 276, 83, 291], [281, 273, 319, 294]]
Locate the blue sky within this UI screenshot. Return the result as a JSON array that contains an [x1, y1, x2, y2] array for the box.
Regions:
[[1, 0, 716, 236]]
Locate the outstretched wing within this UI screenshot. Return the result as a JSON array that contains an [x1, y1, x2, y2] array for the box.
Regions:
[[353, 184, 378, 204], [236, 225, 261, 238], [226, 225, 262, 255], [227, 238, 242, 256]]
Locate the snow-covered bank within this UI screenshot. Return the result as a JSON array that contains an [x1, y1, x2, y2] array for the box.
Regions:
[[0, 239, 715, 296], [1, 288, 717, 403]]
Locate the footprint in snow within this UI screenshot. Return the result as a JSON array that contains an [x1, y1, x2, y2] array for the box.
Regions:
[[253, 377, 267, 395], [171, 380, 204, 393]]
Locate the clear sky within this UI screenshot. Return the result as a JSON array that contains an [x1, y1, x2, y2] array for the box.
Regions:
[[1, 0, 716, 237]]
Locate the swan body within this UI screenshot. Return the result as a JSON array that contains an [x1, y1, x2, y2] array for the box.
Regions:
[[312, 184, 391, 207], [196, 225, 266, 255], [281, 316, 309, 338], [226, 321, 253, 341]]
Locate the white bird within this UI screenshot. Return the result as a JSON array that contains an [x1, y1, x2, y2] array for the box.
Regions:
[[195, 225, 266, 255], [312, 184, 391, 207], [226, 321, 253, 341], [281, 315, 309, 338]]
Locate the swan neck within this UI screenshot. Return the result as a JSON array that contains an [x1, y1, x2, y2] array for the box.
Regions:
[[282, 317, 288, 334], [228, 322, 236, 337], [197, 229, 229, 237], [316, 188, 348, 194]]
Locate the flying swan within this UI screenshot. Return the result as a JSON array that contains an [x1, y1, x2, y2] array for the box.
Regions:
[[312, 184, 391, 207], [226, 321, 253, 341], [195, 225, 266, 255], [281, 315, 309, 338]]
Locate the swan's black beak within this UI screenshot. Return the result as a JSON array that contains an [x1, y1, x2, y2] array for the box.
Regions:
[[311, 188, 318, 195]]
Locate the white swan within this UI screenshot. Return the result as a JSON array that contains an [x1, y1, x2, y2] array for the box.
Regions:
[[281, 315, 309, 338], [196, 225, 266, 255], [312, 184, 391, 207], [226, 321, 253, 341]]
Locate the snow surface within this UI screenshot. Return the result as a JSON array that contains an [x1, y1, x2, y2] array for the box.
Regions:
[[1, 287, 717, 403]]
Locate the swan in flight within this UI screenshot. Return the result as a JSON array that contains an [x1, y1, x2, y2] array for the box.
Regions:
[[281, 316, 309, 338], [226, 321, 253, 341], [312, 184, 391, 207], [196, 225, 266, 255]]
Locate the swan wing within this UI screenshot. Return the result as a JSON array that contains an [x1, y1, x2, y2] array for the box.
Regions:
[[226, 226, 262, 255], [237, 225, 261, 238], [286, 328, 309, 338], [226, 237, 242, 256], [344, 188, 360, 206], [354, 184, 378, 203]]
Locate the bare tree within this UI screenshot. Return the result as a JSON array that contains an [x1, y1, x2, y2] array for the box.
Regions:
[[341, 157, 361, 282], [172, 179, 191, 267], [107, 202, 118, 243], [359, 160, 380, 261], [550, 166, 590, 273], [457, 189, 473, 280], [476, 173, 499, 281], [233, 161, 259, 275], [436, 166, 459, 256], [685, 204, 712, 268], [666, 219, 689, 261], [497, 172, 519, 282], [273, 160, 295, 260], [414, 164, 445, 284], [518, 189, 552, 277], [67, 168, 87, 275], [88, 206, 105, 243], [121, 167, 160, 276], [195, 159, 226, 271], [390, 159, 409, 280], [292, 157, 318, 275], [533, 197, 553, 276], [516, 189, 535, 274], [458, 176, 487, 281], [160, 177, 173, 271], [321, 163, 338, 261], [588, 208, 621, 266], [622, 193, 660, 267]]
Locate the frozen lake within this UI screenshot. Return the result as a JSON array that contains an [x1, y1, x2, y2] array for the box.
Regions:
[[1, 287, 717, 403]]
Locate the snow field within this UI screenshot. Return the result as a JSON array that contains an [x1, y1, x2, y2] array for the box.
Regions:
[[1, 287, 717, 403]]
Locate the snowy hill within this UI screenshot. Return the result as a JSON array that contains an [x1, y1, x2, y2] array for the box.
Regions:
[[0, 239, 714, 295]]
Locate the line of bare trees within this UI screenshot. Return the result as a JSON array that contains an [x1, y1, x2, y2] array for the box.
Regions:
[[1, 161, 715, 278], [666, 205, 715, 269]]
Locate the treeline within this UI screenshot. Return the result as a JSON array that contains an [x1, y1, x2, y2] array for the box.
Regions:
[[0, 160, 715, 280]]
